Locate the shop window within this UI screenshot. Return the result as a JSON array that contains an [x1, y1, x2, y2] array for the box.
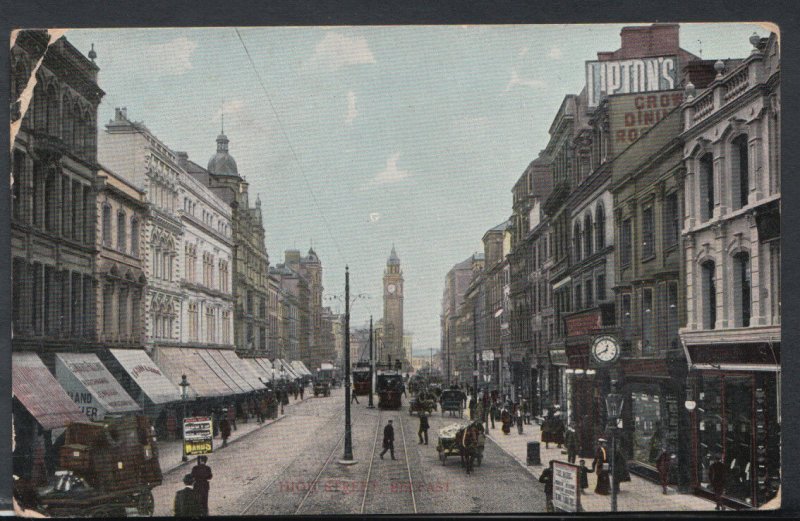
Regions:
[[642, 206, 655, 259], [734, 252, 751, 328], [702, 261, 717, 330], [621, 218, 632, 267], [699, 153, 715, 222], [732, 135, 749, 210], [641, 288, 654, 354], [630, 386, 663, 467]]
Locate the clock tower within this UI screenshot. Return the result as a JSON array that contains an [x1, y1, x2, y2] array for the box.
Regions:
[[383, 245, 405, 369]]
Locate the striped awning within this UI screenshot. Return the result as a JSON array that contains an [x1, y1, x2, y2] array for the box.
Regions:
[[12, 353, 88, 430]]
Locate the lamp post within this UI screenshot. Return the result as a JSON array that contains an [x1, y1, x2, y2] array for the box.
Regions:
[[606, 391, 625, 513], [179, 374, 190, 462], [368, 315, 374, 409], [340, 266, 356, 464], [280, 365, 286, 415]]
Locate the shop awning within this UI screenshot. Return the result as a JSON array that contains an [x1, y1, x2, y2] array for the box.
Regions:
[[154, 348, 233, 398], [297, 361, 313, 376], [55, 353, 141, 415], [683, 341, 780, 372], [254, 358, 275, 380], [291, 360, 311, 377], [276, 359, 300, 379], [246, 358, 273, 383], [195, 349, 249, 394], [12, 353, 88, 430], [108, 349, 181, 404], [218, 350, 266, 391]]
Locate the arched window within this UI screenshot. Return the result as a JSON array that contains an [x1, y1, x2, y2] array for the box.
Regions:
[[701, 260, 717, 330], [61, 93, 72, 143], [117, 211, 126, 252], [72, 103, 82, 153], [130, 218, 140, 257], [584, 213, 593, 257], [595, 204, 606, 250], [699, 153, 715, 221], [733, 252, 751, 327], [732, 135, 749, 210], [102, 204, 112, 246], [573, 221, 582, 262], [83, 110, 95, 159], [46, 84, 59, 136]]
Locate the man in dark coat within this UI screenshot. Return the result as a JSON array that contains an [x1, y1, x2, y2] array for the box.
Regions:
[[656, 448, 672, 494], [611, 446, 630, 493], [539, 461, 555, 512], [174, 473, 203, 517], [190, 455, 213, 516], [380, 420, 396, 460], [219, 414, 231, 447], [709, 454, 727, 511], [565, 423, 579, 463], [418, 412, 430, 445], [592, 439, 610, 495]]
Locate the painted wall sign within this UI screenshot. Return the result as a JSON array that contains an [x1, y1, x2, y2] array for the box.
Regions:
[[608, 90, 683, 153], [183, 416, 214, 456], [586, 56, 678, 107], [552, 461, 581, 512]]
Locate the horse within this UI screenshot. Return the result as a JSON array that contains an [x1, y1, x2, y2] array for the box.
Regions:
[[456, 422, 483, 475]]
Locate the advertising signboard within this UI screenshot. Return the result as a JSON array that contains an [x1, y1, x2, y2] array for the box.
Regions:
[[552, 461, 581, 512], [607, 90, 683, 156], [183, 416, 214, 456], [586, 55, 678, 107], [482, 350, 495, 362]]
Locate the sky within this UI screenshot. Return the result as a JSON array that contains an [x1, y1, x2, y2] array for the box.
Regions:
[[63, 23, 769, 355]]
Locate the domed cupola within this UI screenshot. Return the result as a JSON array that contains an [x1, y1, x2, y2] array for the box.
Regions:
[[207, 132, 239, 177]]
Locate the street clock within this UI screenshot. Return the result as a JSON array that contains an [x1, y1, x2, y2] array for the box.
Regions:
[[591, 335, 621, 365], [387, 283, 396, 294]]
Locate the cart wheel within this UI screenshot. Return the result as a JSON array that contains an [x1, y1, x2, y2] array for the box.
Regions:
[[137, 490, 155, 516]]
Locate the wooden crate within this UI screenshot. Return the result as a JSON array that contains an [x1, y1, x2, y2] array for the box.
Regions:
[[58, 444, 92, 473]]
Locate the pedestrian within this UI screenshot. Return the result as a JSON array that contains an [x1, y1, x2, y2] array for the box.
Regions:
[[656, 447, 672, 494], [500, 407, 511, 435], [240, 398, 249, 424], [211, 408, 220, 438], [174, 473, 203, 517], [521, 399, 530, 425], [553, 410, 565, 448], [516, 407, 524, 434], [539, 461, 554, 512], [592, 438, 610, 496], [380, 419, 396, 460], [219, 414, 231, 448], [469, 396, 477, 420], [351, 384, 360, 404], [190, 455, 213, 516], [227, 404, 237, 432], [565, 423, 579, 464], [709, 454, 727, 511], [578, 459, 591, 490], [489, 401, 497, 429], [300, 384, 304, 400], [418, 411, 430, 445]]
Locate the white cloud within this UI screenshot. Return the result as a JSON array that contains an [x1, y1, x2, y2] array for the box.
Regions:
[[143, 36, 198, 75], [504, 69, 546, 92], [548, 46, 563, 60], [345, 91, 358, 125], [365, 153, 410, 188], [214, 99, 245, 123], [305, 32, 375, 71]]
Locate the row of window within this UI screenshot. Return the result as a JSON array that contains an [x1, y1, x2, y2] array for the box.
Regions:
[[696, 134, 750, 222], [619, 192, 680, 267], [618, 282, 680, 354], [101, 203, 140, 256], [572, 204, 607, 263], [12, 152, 94, 245], [11, 258, 94, 338], [101, 282, 142, 341], [572, 273, 607, 311], [187, 303, 231, 345], [183, 196, 231, 237]]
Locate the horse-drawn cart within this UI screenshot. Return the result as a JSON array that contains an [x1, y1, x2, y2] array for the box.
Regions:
[[436, 422, 485, 472]]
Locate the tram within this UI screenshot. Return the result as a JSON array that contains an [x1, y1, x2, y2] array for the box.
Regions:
[[376, 363, 404, 410], [352, 361, 372, 396]]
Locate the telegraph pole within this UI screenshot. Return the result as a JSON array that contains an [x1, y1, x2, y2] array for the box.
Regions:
[[368, 315, 374, 408], [339, 266, 356, 464]]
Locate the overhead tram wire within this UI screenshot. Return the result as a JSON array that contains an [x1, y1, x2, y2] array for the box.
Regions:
[[233, 27, 346, 266]]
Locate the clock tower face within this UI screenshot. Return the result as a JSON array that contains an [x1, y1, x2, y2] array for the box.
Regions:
[[591, 335, 620, 364], [388, 283, 396, 294]]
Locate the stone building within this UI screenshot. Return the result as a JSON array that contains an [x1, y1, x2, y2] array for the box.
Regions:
[[679, 33, 780, 507], [482, 221, 510, 393], [191, 131, 270, 356], [10, 31, 103, 360], [440, 253, 478, 384], [175, 156, 234, 350], [95, 166, 147, 347], [268, 275, 281, 358], [100, 109, 183, 352]]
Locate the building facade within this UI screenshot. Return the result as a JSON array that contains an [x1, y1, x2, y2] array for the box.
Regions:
[[679, 33, 780, 507], [95, 166, 147, 348], [11, 31, 103, 362]]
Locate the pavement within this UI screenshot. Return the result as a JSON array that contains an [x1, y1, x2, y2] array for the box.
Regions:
[[480, 412, 717, 512], [157, 394, 309, 475]]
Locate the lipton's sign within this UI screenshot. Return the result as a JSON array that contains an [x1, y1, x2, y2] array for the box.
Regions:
[[586, 56, 678, 107]]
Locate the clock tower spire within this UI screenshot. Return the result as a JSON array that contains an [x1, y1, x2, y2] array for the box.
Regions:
[[383, 245, 405, 370]]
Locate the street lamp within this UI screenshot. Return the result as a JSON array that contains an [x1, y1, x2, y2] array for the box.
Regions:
[[606, 391, 625, 513], [280, 365, 286, 414], [368, 316, 375, 409], [340, 266, 357, 464], [179, 374, 190, 462]]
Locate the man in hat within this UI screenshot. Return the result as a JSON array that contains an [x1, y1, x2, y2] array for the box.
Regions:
[[380, 419, 396, 460], [656, 446, 672, 494], [709, 454, 727, 510], [174, 473, 203, 517], [190, 455, 213, 516], [219, 412, 231, 448], [565, 422, 579, 464], [539, 460, 555, 512], [592, 438, 610, 495], [418, 411, 430, 445]]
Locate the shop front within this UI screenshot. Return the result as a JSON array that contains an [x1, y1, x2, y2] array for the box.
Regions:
[[684, 340, 781, 508]]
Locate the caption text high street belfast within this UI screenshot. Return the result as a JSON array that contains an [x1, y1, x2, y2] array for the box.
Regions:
[[9, 22, 780, 515]]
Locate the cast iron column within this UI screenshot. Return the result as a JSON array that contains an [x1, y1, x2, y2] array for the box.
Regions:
[[368, 315, 374, 408], [341, 266, 355, 463]]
